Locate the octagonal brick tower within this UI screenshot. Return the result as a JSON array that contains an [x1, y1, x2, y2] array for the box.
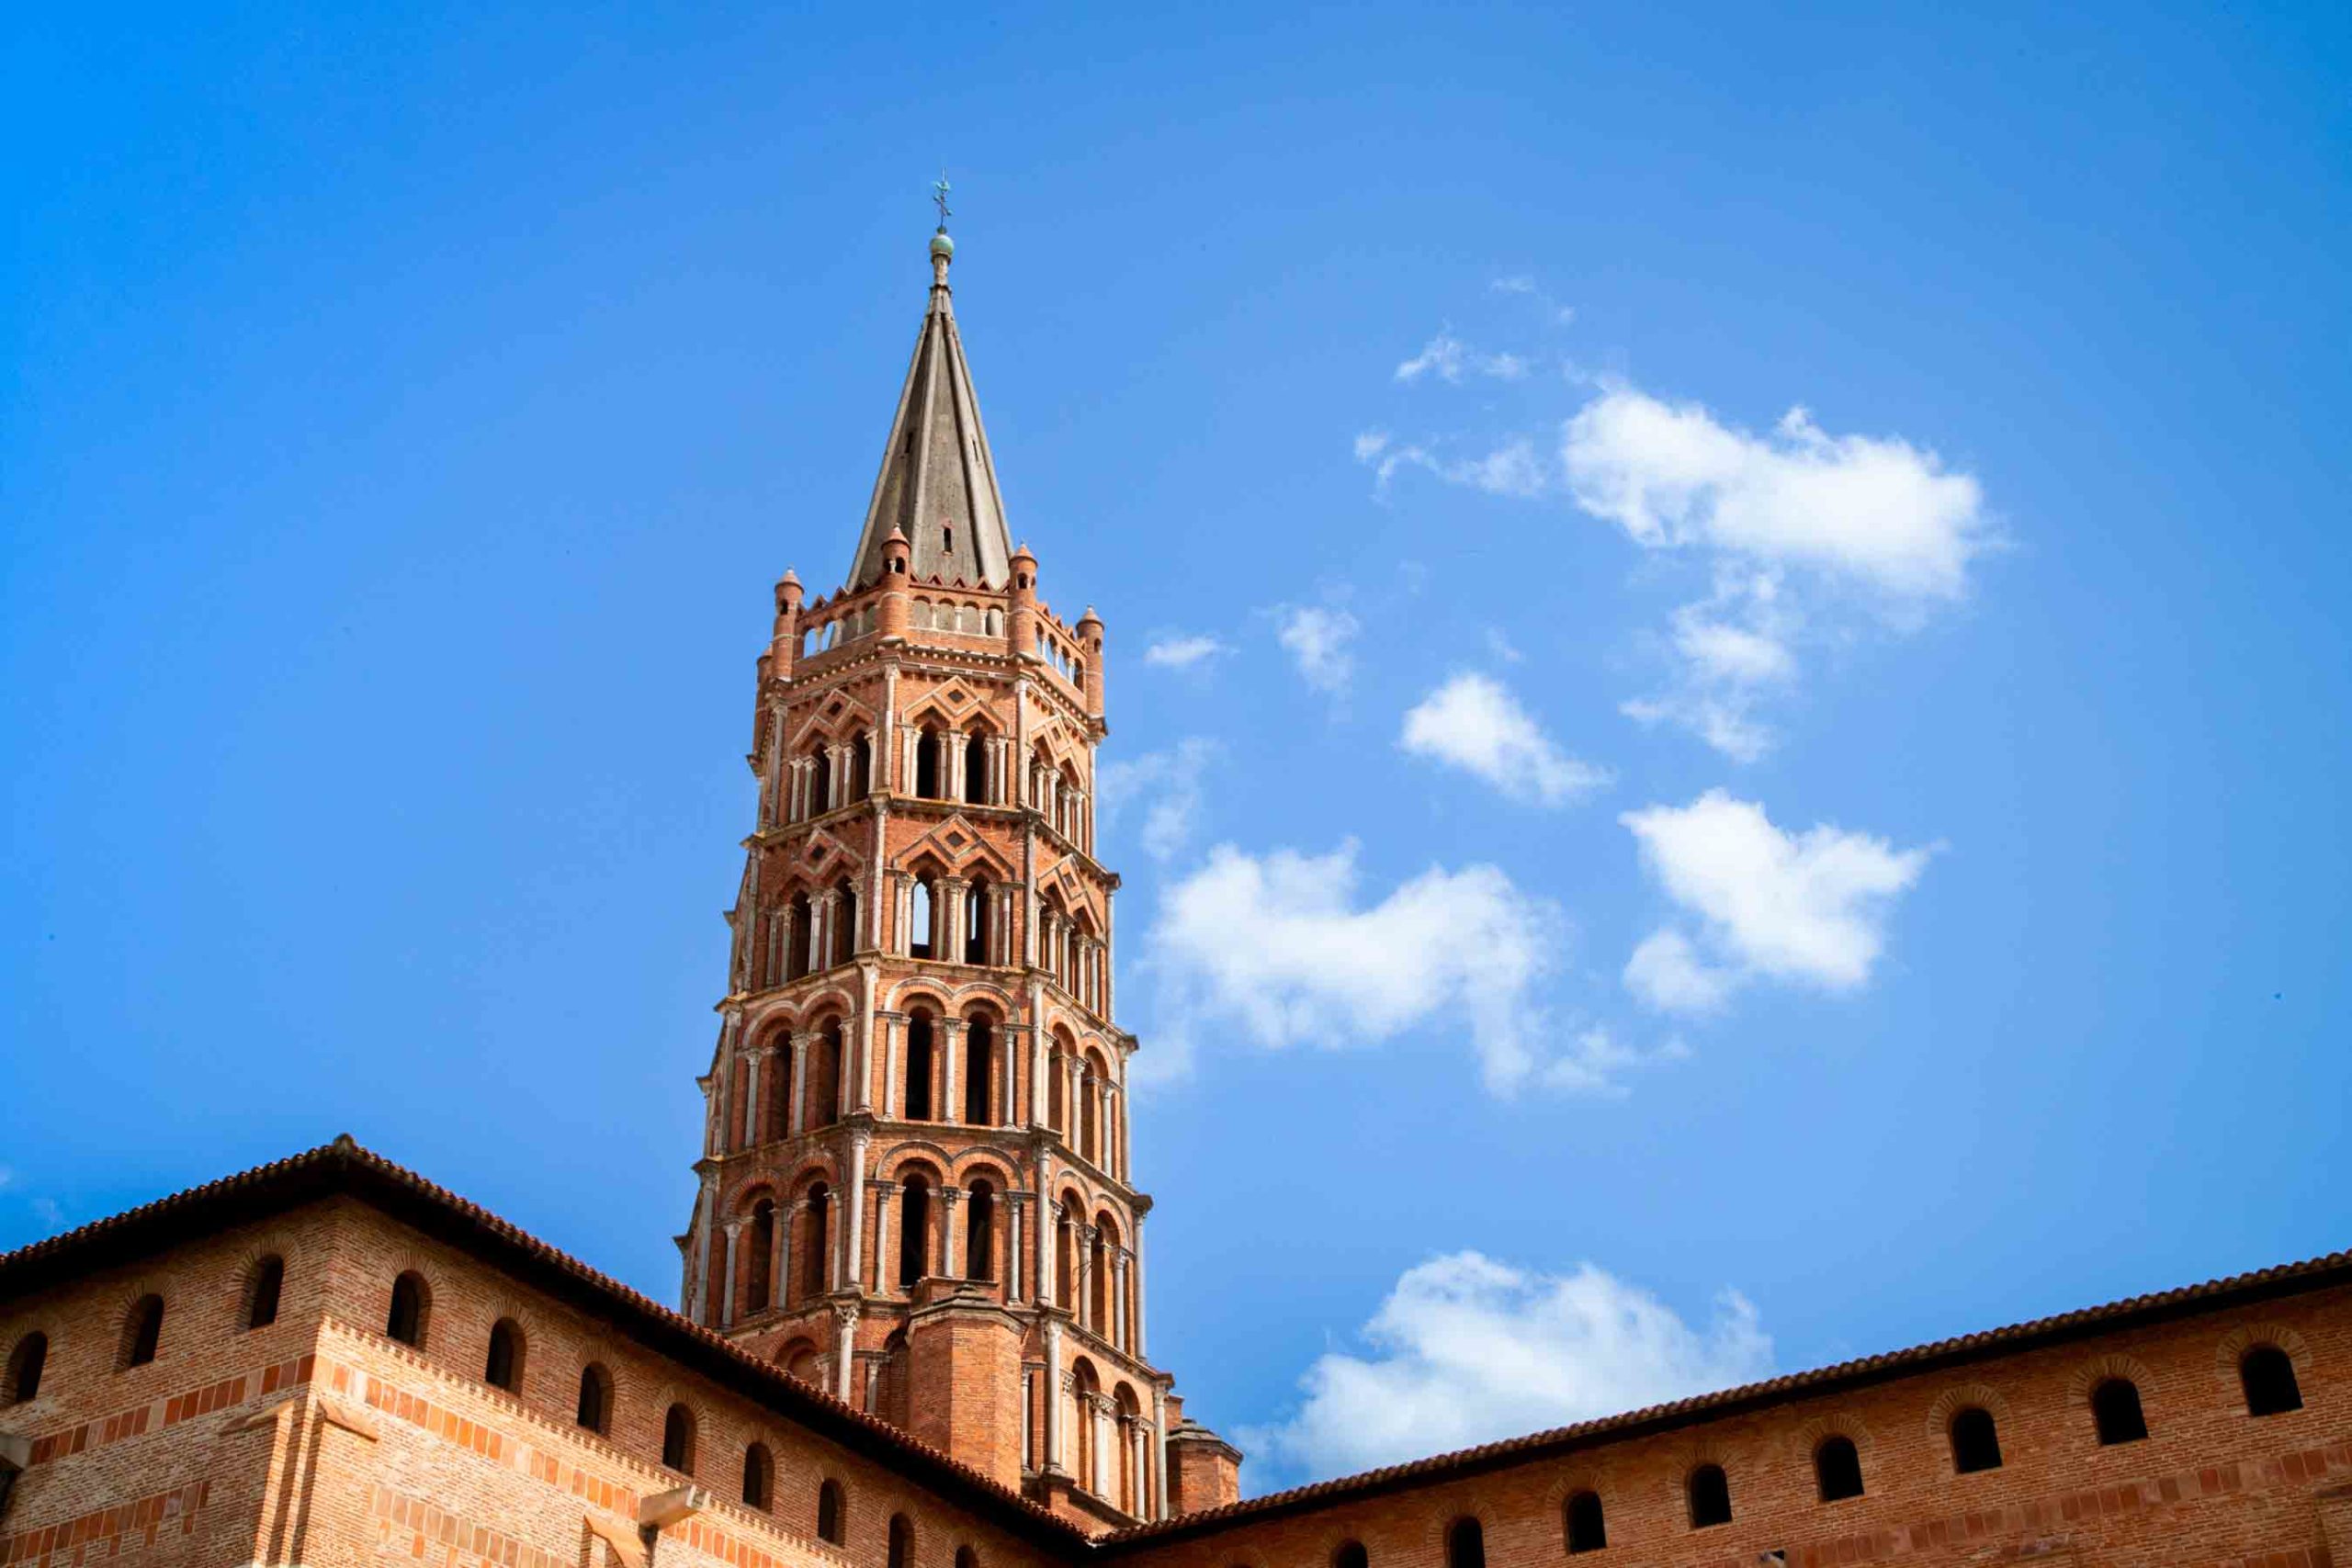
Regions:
[[677, 224, 1240, 1529]]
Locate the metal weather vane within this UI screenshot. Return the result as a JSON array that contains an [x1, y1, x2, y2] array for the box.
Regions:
[[932, 171, 952, 231]]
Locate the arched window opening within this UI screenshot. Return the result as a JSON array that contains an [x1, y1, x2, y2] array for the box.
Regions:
[[808, 1020, 842, 1127], [484, 1319, 524, 1393], [2242, 1346, 2303, 1416], [966, 1181, 996, 1281], [906, 1011, 936, 1121], [742, 1442, 773, 1509], [748, 1200, 776, 1310], [915, 728, 941, 799], [788, 895, 814, 980], [121, 1294, 164, 1369], [833, 878, 860, 968], [1687, 1463, 1732, 1528], [575, 1363, 611, 1433], [386, 1272, 427, 1347], [887, 1514, 911, 1568], [2092, 1378, 2148, 1444], [910, 879, 935, 959], [1446, 1518, 1486, 1568], [1089, 1218, 1114, 1334], [1815, 1436, 1864, 1500], [1332, 1543, 1369, 1568], [1047, 1043, 1069, 1132], [1565, 1490, 1606, 1553], [1080, 1063, 1101, 1164], [851, 735, 873, 802], [963, 732, 989, 804], [808, 748, 832, 816], [803, 1185, 832, 1296], [245, 1255, 285, 1330], [964, 1016, 994, 1122], [964, 881, 991, 964], [1071, 1361, 1102, 1493], [1950, 1407, 2002, 1473], [899, 1177, 933, 1289], [955, 1548, 978, 1568], [1056, 1201, 1079, 1307], [662, 1404, 695, 1472], [7, 1333, 48, 1404], [815, 1482, 843, 1547]]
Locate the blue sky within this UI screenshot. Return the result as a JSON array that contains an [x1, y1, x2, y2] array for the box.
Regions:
[[6, 0, 2348, 1495]]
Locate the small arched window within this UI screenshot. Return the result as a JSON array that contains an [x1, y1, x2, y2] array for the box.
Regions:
[[386, 1271, 427, 1347], [245, 1255, 285, 1330], [1565, 1489, 1606, 1553], [1687, 1463, 1732, 1528], [888, 1515, 913, 1568], [1332, 1543, 1369, 1568], [748, 1200, 776, 1310], [899, 1176, 933, 1290], [906, 1011, 936, 1120], [818, 1481, 846, 1546], [910, 879, 934, 959], [742, 1442, 773, 1508], [955, 1549, 978, 1568], [833, 877, 860, 968], [2242, 1346, 2303, 1416], [966, 1180, 996, 1281], [804, 1185, 832, 1296], [1446, 1518, 1486, 1568], [484, 1319, 523, 1393], [808, 747, 832, 816], [851, 734, 873, 801], [121, 1294, 164, 1369], [2091, 1378, 2148, 1444], [964, 1015, 994, 1122], [964, 881, 991, 965], [1950, 1406, 2002, 1472], [1815, 1436, 1864, 1500], [915, 728, 941, 799], [662, 1404, 695, 1473], [6, 1332, 48, 1404], [575, 1363, 611, 1433], [963, 732, 989, 805]]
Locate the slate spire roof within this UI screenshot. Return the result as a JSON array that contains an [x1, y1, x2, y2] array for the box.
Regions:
[[845, 232, 1015, 592]]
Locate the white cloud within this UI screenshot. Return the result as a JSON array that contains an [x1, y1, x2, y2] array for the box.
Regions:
[[1276, 605, 1362, 694], [1355, 432, 1549, 500], [1492, 275, 1577, 325], [1400, 673, 1611, 806], [1396, 331, 1529, 385], [1098, 739, 1219, 862], [1622, 570, 1799, 761], [1563, 390, 1988, 602], [1140, 841, 1566, 1093], [1243, 1252, 1771, 1483], [1483, 627, 1523, 664], [1141, 634, 1228, 671], [1621, 790, 1936, 1012]]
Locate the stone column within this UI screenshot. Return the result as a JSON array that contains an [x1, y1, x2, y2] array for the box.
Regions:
[[770, 1204, 788, 1310], [831, 1302, 859, 1403], [741, 1049, 764, 1148], [1113, 1251, 1130, 1350], [1131, 1210, 1149, 1359], [692, 1171, 718, 1323], [844, 1127, 870, 1295], [781, 1199, 803, 1309], [944, 729, 966, 801], [828, 742, 849, 808], [1150, 1385, 1170, 1521], [1099, 1080, 1116, 1173], [815, 891, 839, 972], [878, 1010, 905, 1118], [940, 1017, 965, 1123], [1042, 1319, 1066, 1474], [789, 1032, 810, 1135], [722, 1219, 743, 1326], [1034, 1148, 1056, 1306], [1091, 1394, 1112, 1495], [871, 1181, 897, 1294], [1008, 1192, 1028, 1301]]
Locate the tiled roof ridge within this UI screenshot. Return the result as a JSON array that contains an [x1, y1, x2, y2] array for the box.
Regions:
[[1105, 1242, 2352, 1545], [0, 1135, 1089, 1549]]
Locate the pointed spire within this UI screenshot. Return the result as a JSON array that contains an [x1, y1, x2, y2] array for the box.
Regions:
[[844, 220, 1016, 591]]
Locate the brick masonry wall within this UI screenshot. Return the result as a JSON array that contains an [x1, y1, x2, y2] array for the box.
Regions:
[[2, 1199, 1060, 1568], [1113, 1285, 2352, 1568]]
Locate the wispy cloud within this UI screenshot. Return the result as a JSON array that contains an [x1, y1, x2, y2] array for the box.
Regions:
[[1400, 672, 1611, 807], [1099, 739, 1220, 862], [1622, 790, 1937, 1013], [1243, 1251, 1770, 1483], [1396, 330, 1529, 385], [1275, 604, 1362, 694], [1142, 633, 1228, 671], [1355, 431, 1547, 500], [1492, 275, 1577, 325]]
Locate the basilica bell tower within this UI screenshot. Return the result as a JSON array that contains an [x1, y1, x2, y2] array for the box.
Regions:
[[677, 216, 1240, 1529]]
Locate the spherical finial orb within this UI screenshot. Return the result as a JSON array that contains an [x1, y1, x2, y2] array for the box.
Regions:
[[930, 230, 956, 258]]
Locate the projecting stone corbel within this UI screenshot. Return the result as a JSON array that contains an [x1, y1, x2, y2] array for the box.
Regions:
[[637, 1486, 709, 1531]]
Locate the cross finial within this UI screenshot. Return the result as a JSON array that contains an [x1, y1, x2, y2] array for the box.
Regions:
[[932, 170, 952, 231]]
